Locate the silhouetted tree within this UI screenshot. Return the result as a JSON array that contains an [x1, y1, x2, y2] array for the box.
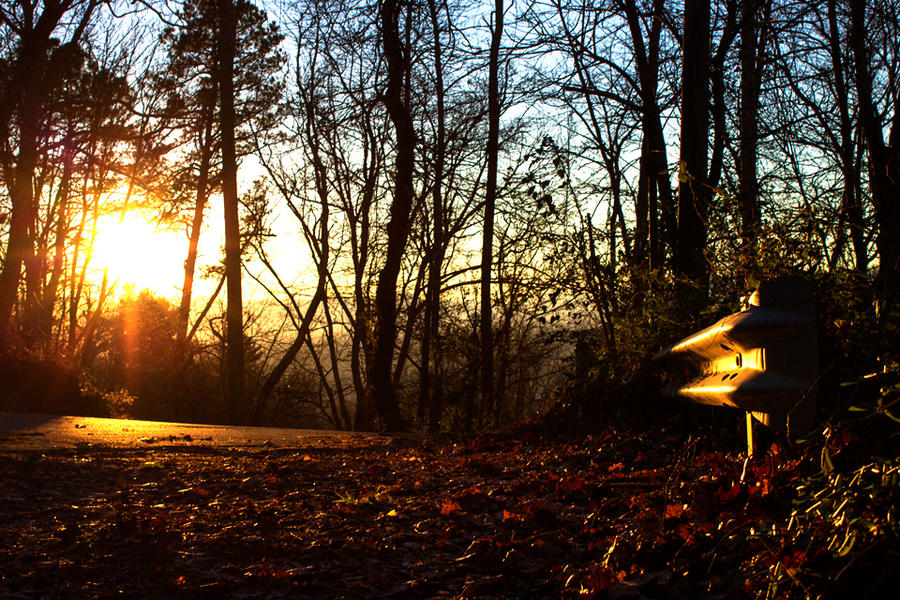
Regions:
[[369, 0, 414, 431], [849, 0, 900, 332], [480, 0, 505, 423], [217, 0, 244, 422], [155, 0, 284, 345], [676, 0, 711, 308], [0, 0, 102, 351]]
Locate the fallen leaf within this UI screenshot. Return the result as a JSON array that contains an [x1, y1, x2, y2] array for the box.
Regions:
[[441, 499, 462, 515], [664, 503, 686, 520]]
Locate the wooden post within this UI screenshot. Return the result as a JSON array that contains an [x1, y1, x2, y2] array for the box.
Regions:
[[746, 411, 755, 457]]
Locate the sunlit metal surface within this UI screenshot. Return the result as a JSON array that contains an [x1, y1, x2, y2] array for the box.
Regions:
[[654, 276, 818, 441]]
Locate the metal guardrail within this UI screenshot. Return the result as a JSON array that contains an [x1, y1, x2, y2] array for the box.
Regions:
[[653, 276, 817, 455]]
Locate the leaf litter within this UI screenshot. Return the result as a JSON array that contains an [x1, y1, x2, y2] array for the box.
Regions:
[[0, 423, 891, 598]]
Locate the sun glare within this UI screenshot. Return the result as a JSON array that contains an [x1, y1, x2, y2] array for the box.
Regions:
[[91, 212, 187, 299]]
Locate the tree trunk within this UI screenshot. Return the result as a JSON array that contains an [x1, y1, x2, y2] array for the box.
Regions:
[[352, 145, 378, 431], [0, 49, 43, 350], [676, 0, 711, 305], [369, 0, 414, 431], [177, 103, 217, 344], [481, 0, 504, 421], [218, 0, 245, 423], [849, 0, 900, 325], [0, 1, 97, 352], [421, 0, 447, 433], [255, 85, 332, 423], [623, 0, 668, 271], [66, 186, 89, 353], [827, 0, 866, 272], [635, 133, 650, 269], [255, 282, 325, 422], [39, 140, 75, 355], [649, 115, 674, 267], [738, 0, 764, 259], [426, 244, 446, 432], [709, 2, 737, 191]]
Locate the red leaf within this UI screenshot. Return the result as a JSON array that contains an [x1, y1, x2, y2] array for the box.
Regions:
[[781, 549, 807, 570], [523, 500, 556, 524], [453, 486, 487, 510], [664, 503, 685, 520], [582, 567, 615, 594], [558, 476, 587, 493], [459, 485, 484, 498], [257, 559, 291, 579], [441, 499, 461, 515], [675, 523, 694, 543], [716, 483, 741, 503]]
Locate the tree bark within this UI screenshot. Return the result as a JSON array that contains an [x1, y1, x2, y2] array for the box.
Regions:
[[481, 0, 504, 422], [0, 35, 47, 350], [352, 121, 380, 432], [623, 0, 671, 271], [177, 99, 217, 344], [676, 0, 711, 304], [40, 143, 74, 353], [709, 1, 738, 191], [420, 0, 447, 433], [827, 0, 866, 272], [649, 115, 675, 268], [0, 0, 97, 351], [369, 0, 414, 431], [849, 0, 900, 324], [738, 0, 764, 257], [218, 0, 245, 423]]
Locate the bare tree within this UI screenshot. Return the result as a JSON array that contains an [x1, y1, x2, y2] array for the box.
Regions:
[[0, 0, 102, 350], [621, 0, 675, 271], [849, 0, 900, 319], [420, 0, 448, 432], [676, 0, 711, 307], [369, 0, 415, 431], [826, 0, 866, 272], [736, 0, 771, 258], [480, 0, 505, 423]]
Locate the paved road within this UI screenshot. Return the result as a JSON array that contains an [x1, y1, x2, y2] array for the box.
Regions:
[[0, 412, 375, 450]]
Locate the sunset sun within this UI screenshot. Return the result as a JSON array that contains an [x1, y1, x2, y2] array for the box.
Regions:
[[91, 211, 187, 298]]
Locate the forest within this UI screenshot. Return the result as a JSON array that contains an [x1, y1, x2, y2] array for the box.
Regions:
[[2, 1, 900, 598], [0, 0, 898, 433]]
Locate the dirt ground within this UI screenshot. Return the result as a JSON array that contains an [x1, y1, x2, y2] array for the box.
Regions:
[[0, 416, 890, 598]]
